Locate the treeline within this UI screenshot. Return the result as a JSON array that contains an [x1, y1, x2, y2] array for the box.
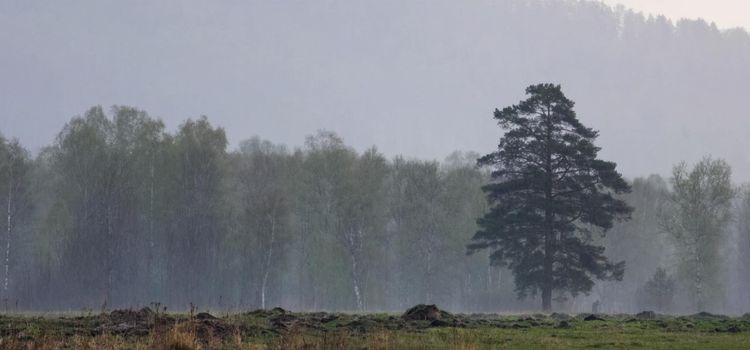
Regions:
[[2, 106, 750, 313], [0, 106, 500, 312], [594, 163, 750, 314]]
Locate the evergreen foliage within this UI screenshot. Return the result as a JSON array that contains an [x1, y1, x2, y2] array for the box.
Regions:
[[469, 84, 632, 311]]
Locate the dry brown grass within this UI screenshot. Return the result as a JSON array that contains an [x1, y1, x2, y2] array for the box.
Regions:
[[0, 320, 216, 350], [0, 335, 63, 350], [149, 326, 201, 350], [73, 334, 131, 350], [0, 321, 481, 350], [0, 334, 132, 350], [228, 330, 267, 350]]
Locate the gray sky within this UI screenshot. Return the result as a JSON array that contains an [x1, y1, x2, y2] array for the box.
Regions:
[[2, 0, 749, 181]]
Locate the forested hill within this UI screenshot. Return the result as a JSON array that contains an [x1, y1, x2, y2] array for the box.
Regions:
[[2, 0, 750, 179]]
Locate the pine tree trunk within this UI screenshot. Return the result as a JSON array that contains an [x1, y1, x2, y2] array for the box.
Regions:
[[542, 110, 555, 312], [487, 252, 492, 290], [542, 217, 554, 312], [542, 210, 554, 312]]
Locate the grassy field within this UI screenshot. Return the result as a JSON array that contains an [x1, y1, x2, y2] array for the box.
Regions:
[[1, 306, 749, 349]]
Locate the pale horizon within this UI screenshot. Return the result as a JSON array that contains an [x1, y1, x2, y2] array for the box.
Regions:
[[601, 0, 750, 30]]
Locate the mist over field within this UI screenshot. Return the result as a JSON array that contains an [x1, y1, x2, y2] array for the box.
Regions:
[[1, 0, 750, 318]]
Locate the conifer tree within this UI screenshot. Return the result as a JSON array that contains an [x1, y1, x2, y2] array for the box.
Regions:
[[469, 84, 632, 311]]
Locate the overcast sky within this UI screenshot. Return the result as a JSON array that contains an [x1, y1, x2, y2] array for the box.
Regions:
[[1, 0, 749, 180]]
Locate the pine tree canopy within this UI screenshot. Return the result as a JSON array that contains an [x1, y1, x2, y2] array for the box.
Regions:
[[469, 83, 633, 310]]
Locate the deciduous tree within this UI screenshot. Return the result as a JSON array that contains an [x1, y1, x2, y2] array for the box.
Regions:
[[660, 157, 734, 311]]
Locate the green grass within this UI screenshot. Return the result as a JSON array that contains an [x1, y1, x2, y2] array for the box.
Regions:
[[1, 311, 750, 349]]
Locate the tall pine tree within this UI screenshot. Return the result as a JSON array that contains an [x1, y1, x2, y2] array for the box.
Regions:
[[469, 84, 632, 311]]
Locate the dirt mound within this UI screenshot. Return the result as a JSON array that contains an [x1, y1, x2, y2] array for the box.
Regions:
[[109, 307, 155, 324], [691, 312, 729, 320], [246, 307, 289, 319], [550, 312, 571, 320], [193, 318, 234, 341], [97, 308, 156, 336], [196, 312, 217, 320], [271, 307, 287, 314], [269, 313, 298, 331], [345, 317, 381, 333], [636, 311, 656, 320], [320, 314, 338, 323], [583, 314, 605, 321], [402, 304, 449, 321]]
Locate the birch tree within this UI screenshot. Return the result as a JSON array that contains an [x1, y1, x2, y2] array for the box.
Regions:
[[0, 138, 30, 305], [231, 138, 291, 309], [388, 159, 444, 306], [50, 107, 113, 305], [660, 157, 734, 311], [300, 131, 376, 310], [338, 147, 388, 311], [169, 117, 228, 306]]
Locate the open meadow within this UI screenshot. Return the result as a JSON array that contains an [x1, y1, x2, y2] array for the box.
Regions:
[[1, 305, 750, 349]]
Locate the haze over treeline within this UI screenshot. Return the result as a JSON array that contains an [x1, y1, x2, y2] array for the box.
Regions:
[[2, 0, 750, 180], [2, 107, 493, 312], [1, 101, 750, 314]]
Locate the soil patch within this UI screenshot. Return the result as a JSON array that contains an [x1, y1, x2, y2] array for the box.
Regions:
[[402, 304, 450, 321]]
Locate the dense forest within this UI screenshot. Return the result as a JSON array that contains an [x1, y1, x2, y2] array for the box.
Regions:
[[0, 106, 494, 312], [1, 102, 750, 315]]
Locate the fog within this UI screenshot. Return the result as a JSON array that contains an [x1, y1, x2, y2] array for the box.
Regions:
[[1, 0, 750, 314], [3, 0, 750, 180]]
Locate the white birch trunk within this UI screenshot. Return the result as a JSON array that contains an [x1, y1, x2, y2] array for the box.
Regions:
[[106, 200, 113, 305], [346, 228, 364, 311], [261, 212, 276, 309], [694, 242, 704, 311], [350, 252, 363, 310], [3, 154, 13, 295]]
